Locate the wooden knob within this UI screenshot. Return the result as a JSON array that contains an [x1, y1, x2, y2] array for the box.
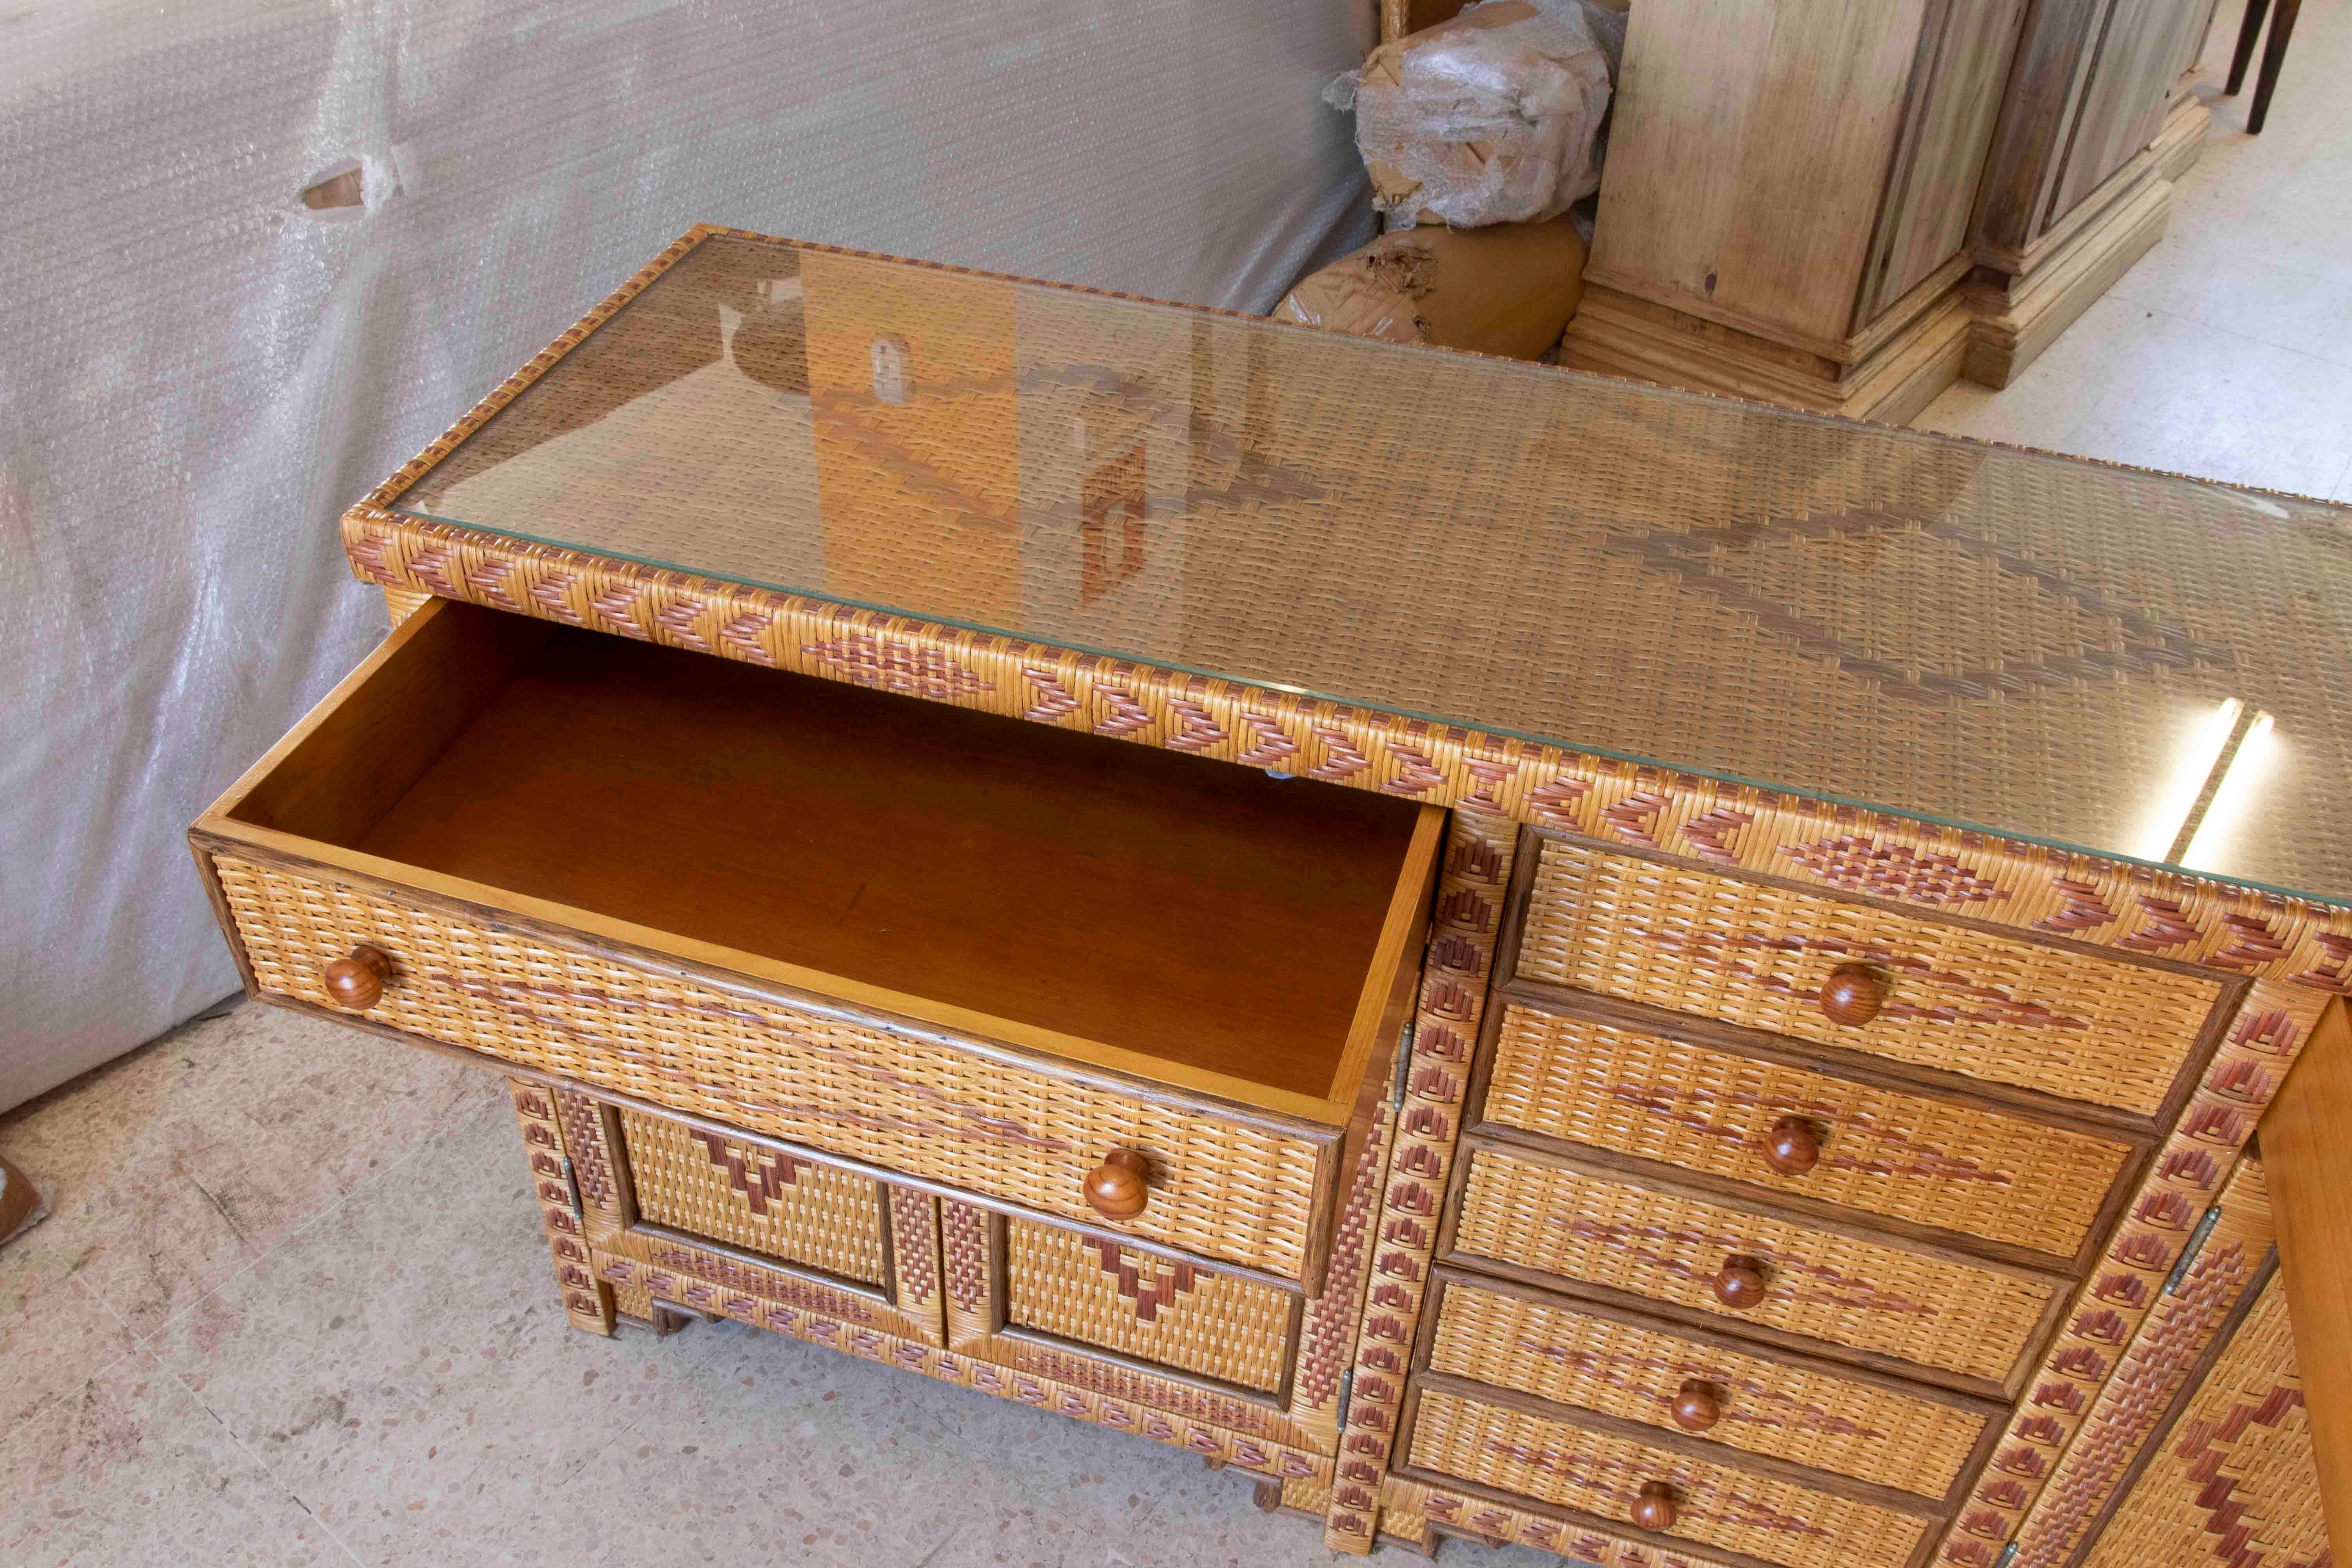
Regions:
[[1671, 1379, 1721, 1433], [1818, 964, 1884, 1026], [322, 945, 391, 1010], [1631, 1481, 1678, 1532], [1083, 1148, 1150, 1220], [1713, 1254, 1769, 1309], [1764, 1116, 1822, 1176]]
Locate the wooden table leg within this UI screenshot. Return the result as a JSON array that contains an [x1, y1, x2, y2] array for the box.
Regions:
[[2227, 0, 2274, 94], [2248, 0, 2301, 132]]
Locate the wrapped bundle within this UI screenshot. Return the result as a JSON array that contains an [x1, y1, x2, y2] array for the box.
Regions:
[[1272, 214, 1588, 361], [1345, 0, 1614, 229]]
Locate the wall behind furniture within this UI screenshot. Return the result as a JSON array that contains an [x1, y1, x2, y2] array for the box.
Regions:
[[0, 0, 1374, 1110]]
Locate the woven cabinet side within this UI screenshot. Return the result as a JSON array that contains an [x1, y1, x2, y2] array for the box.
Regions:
[[1004, 1218, 1294, 1394], [1427, 1279, 1989, 1498], [1483, 1002, 2135, 1258], [1515, 841, 2221, 1115], [618, 1106, 887, 1283], [2078, 1272, 2325, 1568], [1451, 1147, 2061, 1390], [211, 853, 1323, 1278], [1408, 1387, 1936, 1568]]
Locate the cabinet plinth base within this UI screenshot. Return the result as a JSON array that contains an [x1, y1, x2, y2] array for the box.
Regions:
[[1965, 172, 2172, 389]]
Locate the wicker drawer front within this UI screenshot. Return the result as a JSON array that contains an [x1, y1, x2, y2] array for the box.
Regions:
[[213, 854, 1325, 1279], [1407, 1386, 1935, 1568], [1450, 1146, 2060, 1391], [1427, 1276, 1989, 1499], [1515, 841, 2220, 1116], [617, 1107, 887, 1283], [1483, 1003, 2137, 1260], [1005, 1218, 1295, 1394]]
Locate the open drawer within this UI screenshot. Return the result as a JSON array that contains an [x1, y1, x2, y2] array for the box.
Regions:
[[191, 599, 1443, 1287]]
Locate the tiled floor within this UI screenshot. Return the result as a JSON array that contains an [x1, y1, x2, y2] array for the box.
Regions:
[[8, 9, 2347, 1567], [1915, 0, 2352, 500]]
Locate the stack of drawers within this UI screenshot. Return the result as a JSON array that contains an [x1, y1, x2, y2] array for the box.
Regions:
[[1396, 833, 2234, 1568]]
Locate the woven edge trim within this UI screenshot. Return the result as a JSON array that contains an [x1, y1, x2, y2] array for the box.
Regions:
[[599, 1246, 1331, 1485]]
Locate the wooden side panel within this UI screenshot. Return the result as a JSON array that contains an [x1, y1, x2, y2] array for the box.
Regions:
[[1589, 0, 1930, 347], [1862, 0, 2033, 323], [1973, 0, 2110, 258], [2256, 998, 2352, 1555], [2047, 0, 2212, 221]]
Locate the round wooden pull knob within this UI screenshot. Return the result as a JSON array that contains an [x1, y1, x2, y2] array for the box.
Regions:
[[1631, 1481, 1678, 1532], [1818, 963, 1885, 1026], [1083, 1148, 1150, 1220], [1713, 1254, 1769, 1309], [1671, 1379, 1721, 1433], [321, 945, 392, 1010], [1764, 1116, 1822, 1176]]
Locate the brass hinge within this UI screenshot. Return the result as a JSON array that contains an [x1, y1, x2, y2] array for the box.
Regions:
[[560, 1155, 584, 1221], [2164, 1204, 2224, 1295], [1994, 1544, 2018, 1568]]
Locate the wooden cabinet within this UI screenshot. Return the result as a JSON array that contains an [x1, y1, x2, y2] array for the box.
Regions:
[[1969, 0, 2223, 385], [1551, 0, 2218, 417]]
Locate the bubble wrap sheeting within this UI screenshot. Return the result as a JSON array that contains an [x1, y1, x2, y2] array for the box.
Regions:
[[0, 0, 1375, 1110]]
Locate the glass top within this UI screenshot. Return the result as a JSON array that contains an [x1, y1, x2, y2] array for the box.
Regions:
[[392, 232, 2352, 907]]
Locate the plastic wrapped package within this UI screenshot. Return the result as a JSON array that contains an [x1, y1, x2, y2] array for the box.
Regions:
[[0, 0, 1377, 1110], [1341, 0, 1615, 229], [1273, 215, 1588, 360]]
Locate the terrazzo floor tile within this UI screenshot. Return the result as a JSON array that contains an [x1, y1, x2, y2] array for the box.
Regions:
[[0, 1339, 353, 1568]]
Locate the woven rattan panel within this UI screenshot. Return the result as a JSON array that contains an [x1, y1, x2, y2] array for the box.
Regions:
[[1005, 1218, 1293, 1394], [2078, 1276, 2327, 1568], [1451, 1147, 2058, 1388], [1516, 842, 2220, 1116], [1408, 1387, 1934, 1568], [1483, 1005, 2134, 1258], [1427, 1280, 1987, 1498], [617, 1106, 885, 1282], [213, 855, 1322, 1277]]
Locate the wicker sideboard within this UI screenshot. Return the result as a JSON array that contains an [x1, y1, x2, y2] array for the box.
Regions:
[[192, 228, 2346, 1564]]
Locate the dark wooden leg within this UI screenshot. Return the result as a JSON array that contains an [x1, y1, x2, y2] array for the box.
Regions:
[[2227, 0, 2274, 94], [2247, 0, 2300, 132]]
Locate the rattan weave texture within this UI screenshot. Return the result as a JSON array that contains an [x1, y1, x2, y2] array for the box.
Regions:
[[618, 1107, 886, 1283], [2078, 1273, 2325, 1568], [1427, 1279, 1988, 1497], [1408, 1387, 1934, 1568], [1005, 1218, 1293, 1393], [1483, 1004, 2135, 1256], [213, 854, 1323, 1277], [356, 227, 2352, 905], [1516, 842, 2220, 1115], [1452, 1147, 2059, 1387]]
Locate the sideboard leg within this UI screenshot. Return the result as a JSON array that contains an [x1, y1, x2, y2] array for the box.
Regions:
[[507, 1079, 616, 1336]]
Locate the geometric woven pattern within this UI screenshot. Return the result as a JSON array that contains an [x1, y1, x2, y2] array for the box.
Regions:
[[1004, 1218, 1293, 1394], [1407, 1386, 1937, 1568], [1452, 1146, 2062, 1389], [618, 1107, 886, 1284], [1516, 840, 2222, 1117], [1427, 1278, 1991, 1498], [1483, 1002, 2138, 1258], [2080, 1274, 2328, 1568]]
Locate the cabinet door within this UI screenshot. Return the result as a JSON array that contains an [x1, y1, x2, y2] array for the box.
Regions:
[[1856, 0, 2033, 327], [2046, 0, 2215, 223]]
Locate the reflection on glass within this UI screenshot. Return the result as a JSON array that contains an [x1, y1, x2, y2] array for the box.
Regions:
[[2131, 698, 2241, 862], [2183, 712, 2280, 874]]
